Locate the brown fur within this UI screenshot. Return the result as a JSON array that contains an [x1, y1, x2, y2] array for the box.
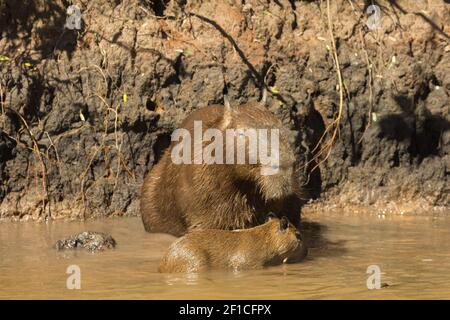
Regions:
[[141, 102, 303, 236], [158, 217, 306, 273]]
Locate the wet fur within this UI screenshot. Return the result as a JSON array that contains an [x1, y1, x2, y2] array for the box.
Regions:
[[158, 218, 306, 273], [141, 103, 302, 236]]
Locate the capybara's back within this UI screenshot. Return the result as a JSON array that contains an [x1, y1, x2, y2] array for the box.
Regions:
[[158, 216, 306, 273]]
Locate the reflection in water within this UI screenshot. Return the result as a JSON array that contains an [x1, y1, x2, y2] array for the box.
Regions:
[[1, 212, 450, 299], [163, 273, 201, 286], [301, 220, 349, 258]]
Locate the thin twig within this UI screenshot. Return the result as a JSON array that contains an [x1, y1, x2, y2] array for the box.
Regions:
[[6, 108, 51, 219], [299, 0, 346, 184]]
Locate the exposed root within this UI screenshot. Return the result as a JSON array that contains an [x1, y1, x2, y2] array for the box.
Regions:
[[299, 0, 346, 185], [76, 55, 134, 217], [5, 107, 51, 220]]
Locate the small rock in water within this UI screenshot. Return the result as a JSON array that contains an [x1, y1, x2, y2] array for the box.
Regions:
[[55, 231, 117, 252]]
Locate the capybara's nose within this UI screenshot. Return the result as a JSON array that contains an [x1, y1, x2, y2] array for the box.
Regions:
[[295, 231, 303, 241]]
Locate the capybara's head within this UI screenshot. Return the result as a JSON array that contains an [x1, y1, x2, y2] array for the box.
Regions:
[[223, 104, 298, 201], [264, 214, 305, 261]]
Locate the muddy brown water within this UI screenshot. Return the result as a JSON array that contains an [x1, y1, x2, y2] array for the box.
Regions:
[[1, 212, 450, 299]]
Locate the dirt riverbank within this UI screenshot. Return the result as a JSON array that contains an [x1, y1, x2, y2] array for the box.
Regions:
[[0, 0, 448, 220]]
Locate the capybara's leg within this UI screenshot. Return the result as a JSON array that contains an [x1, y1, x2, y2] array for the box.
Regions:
[[141, 199, 187, 236], [140, 172, 187, 236]]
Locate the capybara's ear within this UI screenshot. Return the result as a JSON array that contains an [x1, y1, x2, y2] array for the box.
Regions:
[[279, 216, 289, 231], [266, 212, 278, 222]]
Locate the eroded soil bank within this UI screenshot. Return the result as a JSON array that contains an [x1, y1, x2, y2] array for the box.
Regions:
[[0, 0, 449, 220]]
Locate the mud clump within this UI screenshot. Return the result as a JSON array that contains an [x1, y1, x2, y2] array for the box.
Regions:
[[159, 215, 306, 273], [55, 231, 117, 252]]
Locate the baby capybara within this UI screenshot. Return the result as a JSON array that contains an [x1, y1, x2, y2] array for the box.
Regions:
[[159, 215, 307, 273]]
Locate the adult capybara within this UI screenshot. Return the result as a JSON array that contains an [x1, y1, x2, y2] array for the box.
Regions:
[[159, 215, 307, 273], [140, 101, 303, 236]]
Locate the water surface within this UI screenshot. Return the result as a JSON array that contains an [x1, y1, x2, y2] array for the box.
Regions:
[[1, 212, 450, 299]]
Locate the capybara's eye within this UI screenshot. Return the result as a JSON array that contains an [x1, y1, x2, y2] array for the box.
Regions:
[[279, 216, 289, 231]]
